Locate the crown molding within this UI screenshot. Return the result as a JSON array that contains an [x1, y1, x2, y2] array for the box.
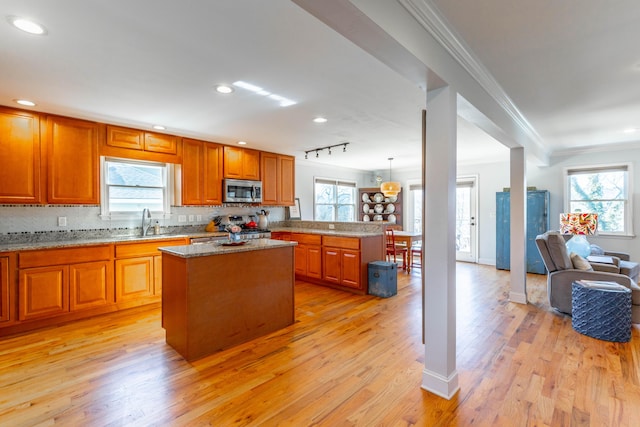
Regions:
[[550, 139, 640, 159], [397, 0, 548, 156]]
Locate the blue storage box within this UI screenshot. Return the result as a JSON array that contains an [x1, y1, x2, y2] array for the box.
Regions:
[[368, 261, 397, 297]]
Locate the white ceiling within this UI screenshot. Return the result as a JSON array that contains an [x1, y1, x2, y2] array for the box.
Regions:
[[1, 1, 638, 172]]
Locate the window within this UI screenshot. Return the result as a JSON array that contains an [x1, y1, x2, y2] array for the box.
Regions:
[[314, 178, 357, 221], [565, 164, 632, 235], [101, 157, 170, 217]]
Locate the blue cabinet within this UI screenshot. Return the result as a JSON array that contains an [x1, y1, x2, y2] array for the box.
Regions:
[[496, 190, 550, 274]]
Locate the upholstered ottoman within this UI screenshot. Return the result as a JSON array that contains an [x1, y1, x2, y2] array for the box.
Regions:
[[571, 281, 631, 342]]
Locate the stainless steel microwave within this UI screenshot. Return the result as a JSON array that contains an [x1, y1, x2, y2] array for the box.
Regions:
[[223, 179, 262, 203]]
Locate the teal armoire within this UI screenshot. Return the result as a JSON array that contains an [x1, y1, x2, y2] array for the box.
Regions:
[[496, 190, 550, 274]]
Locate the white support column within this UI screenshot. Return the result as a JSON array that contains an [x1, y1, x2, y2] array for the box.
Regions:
[[422, 86, 459, 399], [509, 147, 527, 304]]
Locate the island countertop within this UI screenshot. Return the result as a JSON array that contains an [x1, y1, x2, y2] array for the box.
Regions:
[[158, 238, 297, 258]]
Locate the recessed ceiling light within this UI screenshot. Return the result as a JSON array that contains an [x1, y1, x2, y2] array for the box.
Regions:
[[623, 127, 639, 134], [215, 85, 234, 94], [14, 99, 36, 107], [313, 117, 328, 123], [7, 16, 47, 35], [152, 125, 166, 130], [237, 141, 247, 145]]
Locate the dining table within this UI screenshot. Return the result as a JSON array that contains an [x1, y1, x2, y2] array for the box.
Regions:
[[392, 230, 421, 248], [392, 230, 421, 271]]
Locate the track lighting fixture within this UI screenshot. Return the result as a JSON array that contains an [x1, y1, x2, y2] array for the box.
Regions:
[[304, 142, 350, 160]]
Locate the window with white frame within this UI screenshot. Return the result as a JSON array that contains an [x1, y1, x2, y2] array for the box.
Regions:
[[314, 178, 357, 221], [101, 157, 170, 217], [565, 164, 632, 235]]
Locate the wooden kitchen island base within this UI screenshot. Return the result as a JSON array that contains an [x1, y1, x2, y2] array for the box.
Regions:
[[161, 242, 295, 362]]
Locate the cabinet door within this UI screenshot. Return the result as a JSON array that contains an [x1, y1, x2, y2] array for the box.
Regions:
[[261, 152, 278, 205], [242, 149, 260, 180], [0, 107, 42, 203], [153, 255, 162, 296], [202, 142, 223, 204], [294, 245, 308, 276], [223, 146, 243, 179], [106, 125, 143, 150], [341, 249, 360, 289], [45, 115, 100, 204], [307, 246, 322, 279], [279, 155, 295, 205], [115, 257, 153, 301], [144, 132, 177, 155], [19, 266, 69, 321], [0, 257, 9, 322], [181, 138, 204, 205], [322, 248, 341, 284], [70, 261, 113, 311]]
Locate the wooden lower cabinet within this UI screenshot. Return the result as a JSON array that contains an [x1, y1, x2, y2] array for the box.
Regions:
[[278, 231, 383, 294], [70, 260, 113, 311], [322, 247, 361, 289], [19, 265, 68, 321], [0, 257, 9, 323], [291, 233, 322, 279], [114, 239, 187, 304], [115, 257, 153, 301]]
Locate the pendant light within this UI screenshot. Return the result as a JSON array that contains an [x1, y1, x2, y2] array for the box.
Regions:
[[380, 157, 401, 197]]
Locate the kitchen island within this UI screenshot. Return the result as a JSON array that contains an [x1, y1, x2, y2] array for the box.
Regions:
[[159, 239, 297, 362]]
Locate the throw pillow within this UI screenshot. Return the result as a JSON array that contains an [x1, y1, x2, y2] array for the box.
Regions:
[[590, 244, 605, 255], [571, 252, 593, 271]]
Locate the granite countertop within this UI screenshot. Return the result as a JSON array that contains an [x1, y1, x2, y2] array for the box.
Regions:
[[0, 225, 383, 253], [0, 231, 227, 253], [159, 238, 297, 258], [270, 227, 382, 238]]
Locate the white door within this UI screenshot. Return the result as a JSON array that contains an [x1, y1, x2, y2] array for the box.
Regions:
[[456, 177, 477, 262]]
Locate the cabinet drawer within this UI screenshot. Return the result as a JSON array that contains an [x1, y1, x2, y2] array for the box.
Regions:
[[322, 236, 360, 250], [19, 245, 112, 268], [292, 233, 321, 245], [115, 239, 186, 258]]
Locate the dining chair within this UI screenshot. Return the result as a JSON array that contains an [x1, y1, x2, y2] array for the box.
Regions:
[[410, 242, 422, 268], [385, 228, 408, 271]]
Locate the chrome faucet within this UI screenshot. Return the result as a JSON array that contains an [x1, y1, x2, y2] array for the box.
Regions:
[[141, 208, 152, 236]]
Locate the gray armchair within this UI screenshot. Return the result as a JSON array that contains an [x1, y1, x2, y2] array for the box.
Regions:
[[535, 231, 640, 323]]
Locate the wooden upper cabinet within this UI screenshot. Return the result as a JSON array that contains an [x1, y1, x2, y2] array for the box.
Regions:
[[261, 152, 278, 205], [203, 142, 224, 204], [44, 115, 101, 204], [279, 155, 295, 205], [0, 107, 42, 203], [104, 125, 180, 163], [144, 132, 178, 154], [223, 146, 260, 180], [261, 152, 295, 206], [182, 138, 223, 205], [106, 125, 143, 150]]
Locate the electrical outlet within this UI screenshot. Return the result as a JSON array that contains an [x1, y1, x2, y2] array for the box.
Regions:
[[58, 216, 67, 227], [188, 215, 195, 222], [196, 215, 202, 221], [328, 224, 335, 229], [178, 215, 187, 223]]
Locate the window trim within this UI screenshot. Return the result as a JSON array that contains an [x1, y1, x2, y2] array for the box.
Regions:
[[313, 177, 357, 222], [563, 162, 634, 237], [100, 156, 173, 220]]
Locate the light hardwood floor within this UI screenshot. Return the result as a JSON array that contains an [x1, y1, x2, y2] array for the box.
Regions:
[[0, 263, 639, 426]]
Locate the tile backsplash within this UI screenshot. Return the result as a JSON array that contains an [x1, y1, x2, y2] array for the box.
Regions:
[[0, 205, 286, 236]]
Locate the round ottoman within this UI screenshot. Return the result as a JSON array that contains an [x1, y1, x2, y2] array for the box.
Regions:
[[571, 281, 631, 342]]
